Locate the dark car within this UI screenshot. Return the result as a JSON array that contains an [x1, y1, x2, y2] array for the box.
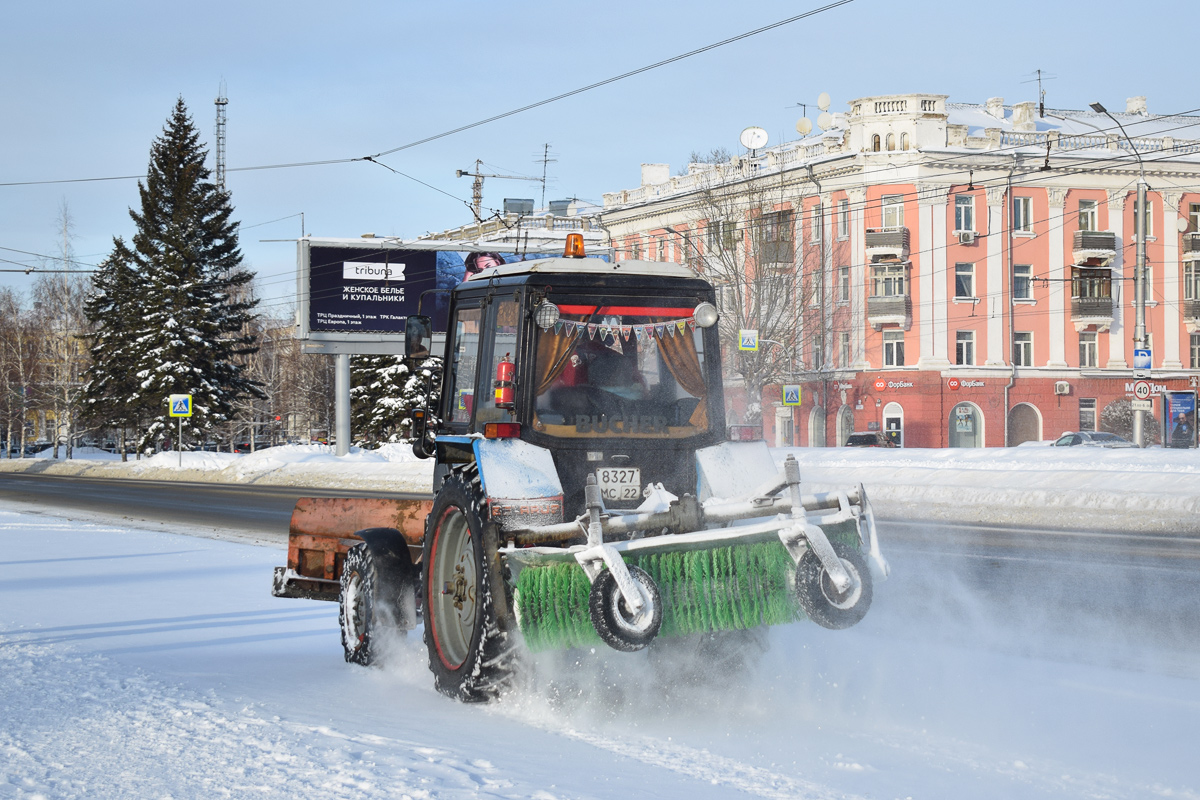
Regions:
[[844, 432, 896, 448], [1051, 431, 1137, 448]]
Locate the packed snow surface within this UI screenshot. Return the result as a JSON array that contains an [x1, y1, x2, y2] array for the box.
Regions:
[[2, 506, 1198, 799]]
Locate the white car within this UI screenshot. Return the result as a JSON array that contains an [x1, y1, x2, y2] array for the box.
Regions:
[[1051, 431, 1137, 448]]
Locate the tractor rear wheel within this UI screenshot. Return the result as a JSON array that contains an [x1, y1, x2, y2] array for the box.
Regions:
[[340, 543, 387, 665], [794, 541, 872, 630], [423, 468, 516, 701]]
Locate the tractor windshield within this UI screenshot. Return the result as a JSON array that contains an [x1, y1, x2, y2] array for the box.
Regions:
[[532, 301, 712, 438]]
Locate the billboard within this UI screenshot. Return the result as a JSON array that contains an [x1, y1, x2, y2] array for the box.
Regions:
[[1163, 391, 1197, 449], [296, 238, 608, 352]]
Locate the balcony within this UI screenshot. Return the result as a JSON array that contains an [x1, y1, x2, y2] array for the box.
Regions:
[[867, 294, 912, 330], [1183, 233, 1200, 263], [865, 227, 910, 261], [1071, 296, 1115, 332], [759, 240, 794, 264], [1185, 298, 1200, 321], [1072, 230, 1118, 266]]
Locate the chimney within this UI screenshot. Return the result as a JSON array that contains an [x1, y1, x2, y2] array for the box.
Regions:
[[986, 97, 1005, 119], [640, 163, 669, 186], [1011, 101, 1037, 131], [1126, 96, 1147, 115]]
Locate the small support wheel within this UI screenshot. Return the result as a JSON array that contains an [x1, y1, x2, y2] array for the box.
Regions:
[[588, 564, 663, 652], [340, 543, 384, 666], [795, 541, 872, 630]]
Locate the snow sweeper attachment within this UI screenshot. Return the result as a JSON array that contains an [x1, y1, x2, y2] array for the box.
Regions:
[[488, 439, 889, 656]]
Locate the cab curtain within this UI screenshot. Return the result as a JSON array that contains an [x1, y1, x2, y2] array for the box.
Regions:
[[658, 331, 708, 428], [535, 327, 581, 395]]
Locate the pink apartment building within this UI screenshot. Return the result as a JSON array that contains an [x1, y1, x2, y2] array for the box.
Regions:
[[598, 93, 1200, 447]]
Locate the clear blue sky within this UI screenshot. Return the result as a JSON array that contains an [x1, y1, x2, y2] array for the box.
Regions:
[[2, 0, 1191, 319]]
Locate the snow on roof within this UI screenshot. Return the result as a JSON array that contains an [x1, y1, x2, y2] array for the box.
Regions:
[[465, 257, 697, 281]]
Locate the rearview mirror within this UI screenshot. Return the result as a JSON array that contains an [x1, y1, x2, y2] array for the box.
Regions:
[[405, 315, 432, 362]]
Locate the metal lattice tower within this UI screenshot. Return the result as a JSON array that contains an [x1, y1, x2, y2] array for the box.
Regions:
[[214, 82, 228, 190]]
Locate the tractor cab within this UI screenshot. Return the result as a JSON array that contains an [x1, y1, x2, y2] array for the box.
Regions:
[[407, 237, 725, 521]]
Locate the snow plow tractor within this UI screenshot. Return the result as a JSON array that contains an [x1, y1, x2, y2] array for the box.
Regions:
[[272, 234, 888, 701]]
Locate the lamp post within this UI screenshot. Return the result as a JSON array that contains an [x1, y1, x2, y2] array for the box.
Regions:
[[1090, 101, 1149, 446]]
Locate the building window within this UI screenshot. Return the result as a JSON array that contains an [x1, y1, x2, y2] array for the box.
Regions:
[[1134, 196, 1154, 238], [872, 134, 881, 152], [838, 199, 849, 239], [1189, 264, 1200, 301], [1013, 332, 1033, 366], [955, 195, 975, 232], [1072, 267, 1112, 299], [956, 330, 975, 366], [629, 239, 641, 260], [883, 331, 905, 367], [657, 238, 666, 260], [1014, 265, 1033, 300], [707, 220, 737, 253], [900, 132, 910, 150], [1013, 196, 1033, 232], [812, 334, 824, 370], [955, 263, 975, 299], [1078, 199, 1098, 232], [810, 204, 822, 242], [1191, 333, 1200, 369], [882, 195, 904, 228], [838, 265, 851, 303], [1079, 331, 1098, 368], [871, 263, 907, 297], [812, 267, 824, 307], [1079, 398, 1097, 432], [886, 133, 895, 151], [840, 332, 851, 367], [1189, 203, 1200, 233]]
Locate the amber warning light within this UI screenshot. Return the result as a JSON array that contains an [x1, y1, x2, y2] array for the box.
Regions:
[[564, 233, 586, 258]]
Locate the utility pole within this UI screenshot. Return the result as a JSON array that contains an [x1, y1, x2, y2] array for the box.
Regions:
[[455, 160, 544, 223], [1091, 101, 1149, 446]]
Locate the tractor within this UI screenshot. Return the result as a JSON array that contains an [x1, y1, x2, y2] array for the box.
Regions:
[[272, 234, 887, 701]]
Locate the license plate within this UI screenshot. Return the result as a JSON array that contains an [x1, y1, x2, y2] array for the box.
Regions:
[[596, 467, 640, 502]]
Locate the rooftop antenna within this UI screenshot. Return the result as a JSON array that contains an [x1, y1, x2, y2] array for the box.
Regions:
[[1021, 69, 1056, 118], [456, 160, 544, 222], [536, 143, 556, 209], [214, 80, 228, 191]]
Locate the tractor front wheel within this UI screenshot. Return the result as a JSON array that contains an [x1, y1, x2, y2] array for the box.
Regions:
[[423, 469, 516, 701], [794, 541, 872, 630]]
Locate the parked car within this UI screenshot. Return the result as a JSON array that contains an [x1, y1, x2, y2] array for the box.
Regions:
[[1051, 431, 1137, 448], [844, 432, 896, 448]]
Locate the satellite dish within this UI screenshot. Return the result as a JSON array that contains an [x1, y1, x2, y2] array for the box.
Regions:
[[739, 126, 769, 150], [817, 92, 831, 112], [795, 118, 812, 135], [1178, 217, 1190, 233], [816, 112, 833, 131]]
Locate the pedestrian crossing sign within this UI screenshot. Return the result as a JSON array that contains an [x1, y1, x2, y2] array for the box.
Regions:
[[738, 329, 759, 351], [169, 394, 193, 417], [782, 385, 801, 406]]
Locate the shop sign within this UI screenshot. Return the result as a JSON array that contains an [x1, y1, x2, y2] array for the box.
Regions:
[[874, 378, 886, 391]]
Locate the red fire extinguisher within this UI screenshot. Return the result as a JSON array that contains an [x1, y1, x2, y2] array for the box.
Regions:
[[494, 354, 514, 409]]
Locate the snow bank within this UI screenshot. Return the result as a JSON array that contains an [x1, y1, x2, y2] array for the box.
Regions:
[[0, 443, 434, 494]]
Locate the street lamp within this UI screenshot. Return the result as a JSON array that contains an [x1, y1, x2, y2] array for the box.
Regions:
[[1090, 101, 1150, 446]]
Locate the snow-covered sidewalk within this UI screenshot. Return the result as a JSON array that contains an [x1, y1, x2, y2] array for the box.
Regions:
[[3, 442, 1199, 533]]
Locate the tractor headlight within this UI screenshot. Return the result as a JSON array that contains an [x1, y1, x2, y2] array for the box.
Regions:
[[693, 302, 718, 328]]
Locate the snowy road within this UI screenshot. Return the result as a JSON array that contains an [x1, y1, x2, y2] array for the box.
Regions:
[[2, 506, 1199, 799]]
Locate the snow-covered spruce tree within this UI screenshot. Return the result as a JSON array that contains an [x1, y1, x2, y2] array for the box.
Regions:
[[125, 98, 261, 452], [350, 355, 442, 446], [81, 237, 143, 460]]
